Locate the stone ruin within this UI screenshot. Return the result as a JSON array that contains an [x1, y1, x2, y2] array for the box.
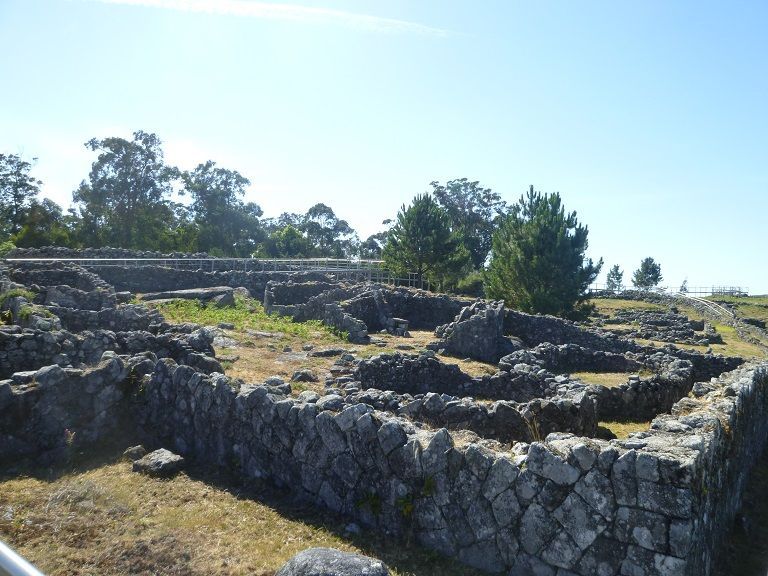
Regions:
[[1, 254, 766, 576]]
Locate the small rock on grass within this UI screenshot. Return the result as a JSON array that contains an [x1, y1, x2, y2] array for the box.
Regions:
[[276, 548, 390, 576], [308, 348, 346, 358], [123, 445, 147, 461], [292, 369, 319, 383], [132, 448, 185, 477]]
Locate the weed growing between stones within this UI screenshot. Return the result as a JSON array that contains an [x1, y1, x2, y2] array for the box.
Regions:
[[356, 492, 382, 516], [0, 288, 36, 307]]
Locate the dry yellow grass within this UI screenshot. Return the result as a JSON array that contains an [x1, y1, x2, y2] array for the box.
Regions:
[[0, 459, 483, 576], [590, 298, 767, 360], [571, 372, 633, 388], [634, 333, 765, 360], [589, 299, 665, 314], [598, 420, 652, 439], [215, 326, 498, 392]]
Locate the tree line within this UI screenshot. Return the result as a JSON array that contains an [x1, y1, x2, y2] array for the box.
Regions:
[[0, 132, 368, 259], [1, 130, 666, 319]]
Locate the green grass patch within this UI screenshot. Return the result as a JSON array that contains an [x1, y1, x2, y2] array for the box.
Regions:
[[588, 298, 665, 315], [706, 296, 768, 324], [709, 294, 768, 307], [0, 288, 36, 308], [148, 296, 338, 339]]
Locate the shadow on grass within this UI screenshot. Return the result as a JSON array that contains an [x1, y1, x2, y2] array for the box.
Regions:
[[2, 441, 485, 576]]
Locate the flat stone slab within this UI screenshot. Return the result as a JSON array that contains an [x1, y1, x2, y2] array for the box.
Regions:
[[140, 286, 234, 302], [132, 448, 185, 477], [308, 348, 346, 358], [276, 548, 390, 576]]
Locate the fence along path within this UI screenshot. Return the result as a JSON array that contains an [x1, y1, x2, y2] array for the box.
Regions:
[[588, 284, 748, 297], [672, 292, 736, 320]]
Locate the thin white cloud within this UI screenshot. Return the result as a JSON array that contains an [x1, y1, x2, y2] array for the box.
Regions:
[[88, 0, 449, 36]]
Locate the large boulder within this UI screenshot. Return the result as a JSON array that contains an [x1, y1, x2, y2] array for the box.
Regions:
[[433, 301, 520, 363], [276, 548, 390, 576]]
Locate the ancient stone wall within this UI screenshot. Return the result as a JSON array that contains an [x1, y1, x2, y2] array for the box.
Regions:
[[341, 387, 597, 442], [265, 281, 353, 310], [138, 354, 768, 575], [504, 309, 630, 352], [3, 309, 766, 573], [433, 301, 515, 363], [265, 283, 370, 342], [90, 266, 334, 297], [0, 325, 220, 379], [264, 280, 471, 332], [38, 284, 117, 311], [0, 354, 131, 466], [48, 304, 162, 333], [8, 261, 112, 292]]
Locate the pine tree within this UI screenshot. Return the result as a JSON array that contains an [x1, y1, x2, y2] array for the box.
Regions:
[[606, 264, 624, 292], [632, 257, 663, 289], [485, 186, 602, 318], [382, 194, 468, 289]]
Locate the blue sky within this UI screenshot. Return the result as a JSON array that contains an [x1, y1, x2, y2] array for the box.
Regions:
[[1, 0, 766, 292]]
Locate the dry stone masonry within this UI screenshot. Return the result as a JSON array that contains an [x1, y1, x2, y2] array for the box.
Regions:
[[1, 252, 765, 575]]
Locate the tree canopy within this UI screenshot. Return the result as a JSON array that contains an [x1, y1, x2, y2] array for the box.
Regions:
[[2, 136, 619, 305], [485, 186, 602, 318], [382, 194, 468, 289], [431, 178, 506, 270], [0, 153, 42, 238], [632, 257, 663, 289], [72, 131, 179, 249], [182, 160, 264, 256]]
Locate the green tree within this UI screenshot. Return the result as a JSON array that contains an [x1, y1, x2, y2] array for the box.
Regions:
[[382, 194, 469, 289], [431, 178, 506, 269], [485, 185, 602, 318], [72, 131, 180, 249], [605, 264, 624, 292], [182, 160, 264, 256], [358, 219, 392, 259], [0, 153, 42, 238], [632, 257, 663, 289], [13, 199, 73, 247], [301, 203, 358, 257], [255, 225, 314, 258]]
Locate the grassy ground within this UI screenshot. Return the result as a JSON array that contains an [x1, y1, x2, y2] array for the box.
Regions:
[[709, 293, 768, 307], [1, 298, 496, 575], [571, 371, 645, 388], [589, 297, 767, 359], [148, 297, 498, 393], [146, 296, 337, 339], [0, 457, 483, 576], [633, 329, 765, 359], [589, 299, 665, 314], [597, 420, 652, 439]]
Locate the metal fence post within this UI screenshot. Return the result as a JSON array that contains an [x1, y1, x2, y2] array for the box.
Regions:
[[0, 539, 45, 576]]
